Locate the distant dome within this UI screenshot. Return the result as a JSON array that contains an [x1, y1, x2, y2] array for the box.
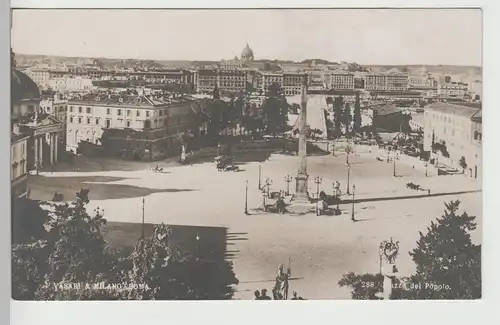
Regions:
[[241, 43, 254, 61], [11, 69, 40, 103]]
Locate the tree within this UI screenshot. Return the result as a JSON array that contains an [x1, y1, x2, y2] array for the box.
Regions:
[[12, 198, 50, 245], [405, 200, 481, 299], [333, 96, 344, 138], [338, 273, 384, 300], [338, 201, 481, 300], [261, 83, 288, 136], [459, 156, 467, 173], [342, 103, 352, 135], [353, 92, 362, 135], [125, 223, 239, 300]]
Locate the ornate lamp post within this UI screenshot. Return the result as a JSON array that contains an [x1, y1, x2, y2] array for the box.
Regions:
[[265, 177, 273, 198], [262, 190, 267, 212], [284, 174, 293, 196], [425, 162, 428, 177], [314, 176, 322, 216], [346, 163, 351, 195], [346, 145, 351, 164], [351, 184, 356, 222], [244, 179, 249, 215]]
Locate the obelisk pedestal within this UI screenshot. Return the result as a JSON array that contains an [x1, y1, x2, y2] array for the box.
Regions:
[[295, 78, 309, 203]]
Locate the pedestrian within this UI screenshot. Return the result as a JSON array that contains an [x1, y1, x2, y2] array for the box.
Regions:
[[254, 290, 261, 300], [260, 289, 272, 300]]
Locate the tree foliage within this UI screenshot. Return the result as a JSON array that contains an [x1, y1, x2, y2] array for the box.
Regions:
[[338, 201, 481, 300], [12, 189, 239, 300], [353, 92, 362, 134], [261, 83, 288, 136], [333, 96, 344, 138]]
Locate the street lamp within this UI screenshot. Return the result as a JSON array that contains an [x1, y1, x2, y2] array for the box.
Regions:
[[346, 145, 350, 164], [393, 156, 396, 177], [351, 184, 356, 222], [265, 177, 273, 198], [346, 163, 351, 195], [284, 174, 293, 196], [244, 179, 249, 215], [262, 190, 267, 212], [258, 163, 262, 190], [314, 176, 322, 216], [425, 163, 428, 177], [195, 232, 200, 257]]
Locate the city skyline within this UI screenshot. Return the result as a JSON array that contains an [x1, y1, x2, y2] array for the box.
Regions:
[[11, 9, 482, 66]]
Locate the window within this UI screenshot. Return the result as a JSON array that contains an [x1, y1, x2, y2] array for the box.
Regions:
[[86, 107, 91, 114], [46, 107, 51, 112], [107, 108, 111, 115], [95, 118, 100, 125], [78, 117, 82, 124], [127, 110, 131, 116], [126, 121, 131, 127], [146, 111, 150, 117], [137, 110, 141, 117], [70, 117, 74, 123], [78, 107, 82, 113], [70, 106, 74, 112], [106, 120, 111, 128], [117, 109, 122, 116], [87, 118, 91, 124]]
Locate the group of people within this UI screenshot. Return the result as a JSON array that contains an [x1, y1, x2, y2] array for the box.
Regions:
[[252, 263, 306, 300], [254, 289, 305, 300]]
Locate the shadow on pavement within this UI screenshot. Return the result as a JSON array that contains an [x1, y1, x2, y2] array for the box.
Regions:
[[27, 175, 196, 201]]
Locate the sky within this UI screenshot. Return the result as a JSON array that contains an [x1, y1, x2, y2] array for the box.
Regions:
[[11, 9, 482, 66]]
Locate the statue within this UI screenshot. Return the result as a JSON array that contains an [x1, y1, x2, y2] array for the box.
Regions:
[[379, 238, 400, 300], [273, 263, 291, 300]]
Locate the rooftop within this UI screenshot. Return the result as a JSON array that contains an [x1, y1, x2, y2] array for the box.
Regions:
[[68, 93, 193, 108], [426, 102, 481, 118]]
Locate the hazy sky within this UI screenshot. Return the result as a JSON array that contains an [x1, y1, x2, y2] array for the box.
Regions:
[[11, 9, 482, 66]]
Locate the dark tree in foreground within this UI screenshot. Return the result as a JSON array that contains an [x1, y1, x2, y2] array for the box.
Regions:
[[342, 103, 352, 135], [12, 198, 50, 245], [339, 201, 481, 300]]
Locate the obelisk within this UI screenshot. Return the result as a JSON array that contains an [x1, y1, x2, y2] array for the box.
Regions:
[[295, 78, 309, 202]]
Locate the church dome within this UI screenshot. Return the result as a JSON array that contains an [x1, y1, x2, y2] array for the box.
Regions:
[[241, 43, 254, 61], [11, 69, 40, 103]]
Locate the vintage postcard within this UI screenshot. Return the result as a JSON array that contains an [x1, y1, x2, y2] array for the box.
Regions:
[[10, 8, 482, 301]]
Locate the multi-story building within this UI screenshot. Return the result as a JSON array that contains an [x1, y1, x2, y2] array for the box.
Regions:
[[66, 90, 196, 160], [323, 71, 355, 90], [49, 76, 94, 93], [365, 72, 409, 91], [438, 83, 469, 99], [408, 75, 438, 90], [195, 69, 247, 94], [423, 102, 481, 178], [23, 68, 50, 89], [219, 58, 243, 70], [260, 72, 307, 96], [40, 93, 68, 126], [469, 80, 482, 101]]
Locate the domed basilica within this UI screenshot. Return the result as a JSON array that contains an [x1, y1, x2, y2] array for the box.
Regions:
[[240, 43, 254, 62]]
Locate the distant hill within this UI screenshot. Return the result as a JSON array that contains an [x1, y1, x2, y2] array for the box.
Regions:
[[364, 64, 481, 76]]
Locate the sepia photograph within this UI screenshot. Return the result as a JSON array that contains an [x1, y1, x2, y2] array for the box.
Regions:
[[10, 8, 482, 301]]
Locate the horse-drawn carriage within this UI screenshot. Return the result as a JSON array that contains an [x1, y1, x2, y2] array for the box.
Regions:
[[214, 156, 240, 172]]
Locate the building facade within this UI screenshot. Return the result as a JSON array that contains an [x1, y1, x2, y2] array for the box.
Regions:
[[323, 71, 355, 90], [423, 102, 481, 178], [66, 92, 196, 160], [260, 72, 308, 96], [438, 83, 469, 99], [49, 76, 94, 92], [365, 73, 409, 91], [195, 69, 247, 94], [23, 68, 50, 89]]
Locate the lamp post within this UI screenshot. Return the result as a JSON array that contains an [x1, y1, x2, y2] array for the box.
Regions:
[[351, 184, 356, 222], [195, 232, 200, 258], [265, 177, 273, 198], [425, 163, 428, 177], [258, 163, 262, 190], [393, 156, 396, 177], [284, 174, 293, 196], [346, 163, 351, 195], [314, 176, 322, 216], [262, 190, 267, 212], [244, 179, 249, 215], [346, 145, 350, 164]]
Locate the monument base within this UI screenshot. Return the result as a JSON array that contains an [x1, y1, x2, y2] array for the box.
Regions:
[[295, 173, 309, 203]]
